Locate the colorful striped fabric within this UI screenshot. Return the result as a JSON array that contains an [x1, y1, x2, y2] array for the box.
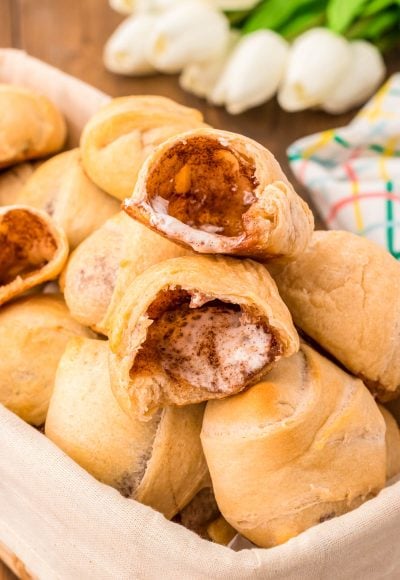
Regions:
[[287, 74, 400, 258]]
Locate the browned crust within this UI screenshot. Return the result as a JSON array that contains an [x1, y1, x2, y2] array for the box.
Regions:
[[0, 84, 66, 168], [124, 128, 314, 259]]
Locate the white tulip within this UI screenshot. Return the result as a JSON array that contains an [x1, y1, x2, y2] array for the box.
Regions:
[[278, 28, 352, 112], [179, 31, 239, 99], [146, 0, 230, 74], [210, 30, 289, 115], [104, 15, 157, 76], [322, 41, 386, 114]]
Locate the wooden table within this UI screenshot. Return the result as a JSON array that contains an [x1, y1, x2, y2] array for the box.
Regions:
[[0, 1, 399, 577]]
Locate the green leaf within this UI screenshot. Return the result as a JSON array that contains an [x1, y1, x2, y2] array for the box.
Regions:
[[346, 9, 399, 39], [242, 0, 319, 33], [327, 0, 368, 32], [225, 10, 253, 27], [363, 10, 400, 36], [278, 6, 326, 39], [374, 29, 400, 52], [362, 0, 397, 17]]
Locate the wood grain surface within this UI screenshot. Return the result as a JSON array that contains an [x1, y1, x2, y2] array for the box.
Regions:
[[0, 1, 399, 578]]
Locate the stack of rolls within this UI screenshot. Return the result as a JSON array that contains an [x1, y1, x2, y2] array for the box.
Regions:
[[1, 83, 400, 548]]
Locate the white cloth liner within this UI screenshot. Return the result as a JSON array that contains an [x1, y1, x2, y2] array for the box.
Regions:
[[1, 49, 400, 579]]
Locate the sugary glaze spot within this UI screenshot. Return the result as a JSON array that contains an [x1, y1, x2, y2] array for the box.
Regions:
[[0, 209, 57, 286], [132, 289, 280, 394], [146, 136, 258, 237]]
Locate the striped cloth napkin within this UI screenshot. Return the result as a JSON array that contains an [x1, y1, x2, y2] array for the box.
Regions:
[[288, 74, 400, 258]]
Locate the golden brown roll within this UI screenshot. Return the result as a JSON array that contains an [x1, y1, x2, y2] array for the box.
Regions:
[[207, 517, 237, 545], [0, 84, 66, 168], [268, 231, 400, 401], [201, 343, 386, 548], [108, 255, 298, 419], [0, 162, 38, 205], [80, 96, 206, 201], [45, 338, 208, 519], [62, 211, 189, 333], [0, 294, 93, 426], [380, 406, 400, 480], [0, 205, 69, 306], [124, 127, 314, 259], [14, 149, 120, 249]]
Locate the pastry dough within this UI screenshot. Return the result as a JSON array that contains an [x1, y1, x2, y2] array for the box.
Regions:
[[124, 127, 314, 258], [62, 211, 189, 333], [380, 406, 400, 480], [14, 149, 120, 249], [45, 338, 208, 519], [108, 255, 298, 418], [0, 84, 66, 168], [0, 205, 68, 306], [268, 230, 400, 401], [201, 343, 386, 548], [80, 96, 206, 200], [0, 294, 93, 426], [0, 162, 38, 205]]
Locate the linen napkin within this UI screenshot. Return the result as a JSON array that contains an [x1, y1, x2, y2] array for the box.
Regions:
[[288, 74, 400, 258]]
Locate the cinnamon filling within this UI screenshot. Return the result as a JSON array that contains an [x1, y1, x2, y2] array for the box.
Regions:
[[132, 289, 279, 394], [146, 136, 258, 237], [0, 209, 57, 286]]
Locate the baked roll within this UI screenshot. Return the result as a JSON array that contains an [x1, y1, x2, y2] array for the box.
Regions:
[[0, 84, 66, 168], [14, 149, 120, 249], [172, 487, 220, 539], [0, 162, 38, 205], [207, 517, 237, 546], [45, 338, 208, 519], [268, 231, 400, 401], [80, 96, 206, 201], [62, 211, 189, 334], [124, 127, 314, 258], [201, 343, 386, 548], [0, 294, 93, 426], [108, 255, 298, 419], [0, 205, 68, 306], [381, 405, 400, 480]]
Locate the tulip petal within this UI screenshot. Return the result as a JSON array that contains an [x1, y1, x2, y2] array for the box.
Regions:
[[278, 28, 352, 112], [322, 40, 386, 114], [104, 15, 158, 76], [211, 30, 289, 114], [146, 1, 230, 74], [180, 31, 239, 99]]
